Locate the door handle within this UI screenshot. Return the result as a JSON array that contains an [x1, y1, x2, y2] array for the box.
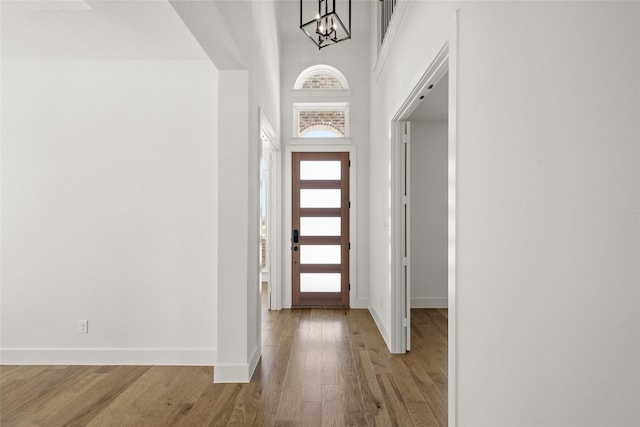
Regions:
[[292, 229, 299, 243]]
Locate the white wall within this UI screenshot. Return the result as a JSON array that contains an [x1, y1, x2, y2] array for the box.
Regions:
[[279, 0, 370, 309], [1, 2, 219, 365], [409, 121, 448, 308], [1, 59, 219, 364], [369, 1, 639, 424]]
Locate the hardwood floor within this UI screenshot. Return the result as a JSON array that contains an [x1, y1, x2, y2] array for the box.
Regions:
[[1, 290, 448, 426]]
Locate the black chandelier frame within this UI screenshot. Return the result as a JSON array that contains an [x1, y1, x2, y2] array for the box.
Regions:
[[300, 0, 351, 50]]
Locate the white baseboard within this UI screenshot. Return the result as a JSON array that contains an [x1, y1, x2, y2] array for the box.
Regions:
[[350, 298, 369, 309], [213, 344, 261, 383], [411, 297, 448, 308], [367, 304, 391, 350], [0, 348, 216, 366], [213, 363, 252, 383], [277, 298, 368, 310]]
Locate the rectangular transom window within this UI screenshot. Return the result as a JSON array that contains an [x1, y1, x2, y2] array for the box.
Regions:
[[294, 102, 349, 138]]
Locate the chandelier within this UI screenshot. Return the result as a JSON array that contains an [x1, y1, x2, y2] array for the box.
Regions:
[[300, 0, 351, 49]]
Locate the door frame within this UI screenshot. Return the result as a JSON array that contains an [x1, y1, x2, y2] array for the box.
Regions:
[[283, 143, 357, 309], [291, 151, 350, 306], [259, 109, 281, 310], [389, 14, 458, 424]]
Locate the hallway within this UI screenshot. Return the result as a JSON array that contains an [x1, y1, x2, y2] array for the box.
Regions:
[[1, 293, 448, 426]]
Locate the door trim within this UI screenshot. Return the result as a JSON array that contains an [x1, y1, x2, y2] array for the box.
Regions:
[[292, 152, 350, 307], [283, 144, 358, 309], [260, 109, 281, 311]]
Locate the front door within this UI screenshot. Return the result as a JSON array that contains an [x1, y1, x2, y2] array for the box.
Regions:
[[292, 152, 349, 306]]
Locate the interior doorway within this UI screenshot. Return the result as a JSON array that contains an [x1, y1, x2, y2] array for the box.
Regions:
[[405, 72, 449, 349], [260, 143, 271, 307], [291, 152, 350, 307], [259, 111, 281, 311], [389, 33, 458, 423], [391, 56, 450, 355]]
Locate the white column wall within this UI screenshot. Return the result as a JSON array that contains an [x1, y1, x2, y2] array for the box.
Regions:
[[214, 70, 252, 381], [171, 0, 282, 382]]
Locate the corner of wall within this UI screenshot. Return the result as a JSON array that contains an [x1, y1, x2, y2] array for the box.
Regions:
[[213, 344, 260, 383]]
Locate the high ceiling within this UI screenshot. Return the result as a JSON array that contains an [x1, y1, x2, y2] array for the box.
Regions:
[[1, 0, 370, 63], [1, 1, 208, 60]]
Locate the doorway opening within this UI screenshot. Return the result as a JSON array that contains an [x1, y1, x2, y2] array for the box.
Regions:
[[406, 71, 449, 346], [259, 110, 281, 311]]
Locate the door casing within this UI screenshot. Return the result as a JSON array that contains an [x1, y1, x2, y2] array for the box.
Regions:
[[260, 109, 281, 310], [283, 143, 358, 309], [291, 152, 350, 306]]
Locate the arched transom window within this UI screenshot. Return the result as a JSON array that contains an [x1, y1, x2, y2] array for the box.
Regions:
[[294, 64, 349, 90], [301, 74, 344, 89]]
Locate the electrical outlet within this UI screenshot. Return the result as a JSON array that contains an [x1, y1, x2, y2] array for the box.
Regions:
[[78, 320, 88, 334]]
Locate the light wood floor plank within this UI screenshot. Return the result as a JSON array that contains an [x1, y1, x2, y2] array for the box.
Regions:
[[405, 401, 439, 427], [377, 373, 415, 426], [336, 330, 368, 425], [173, 378, 227, 426], [21, 365, 149, 427], [321, 384, 345, 426], [274, 327, 311, 424], [85, 366, 210, 427], [320, 310, 341, 386], [301, 401, 322, 427], [354, 349, 393, 426]]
